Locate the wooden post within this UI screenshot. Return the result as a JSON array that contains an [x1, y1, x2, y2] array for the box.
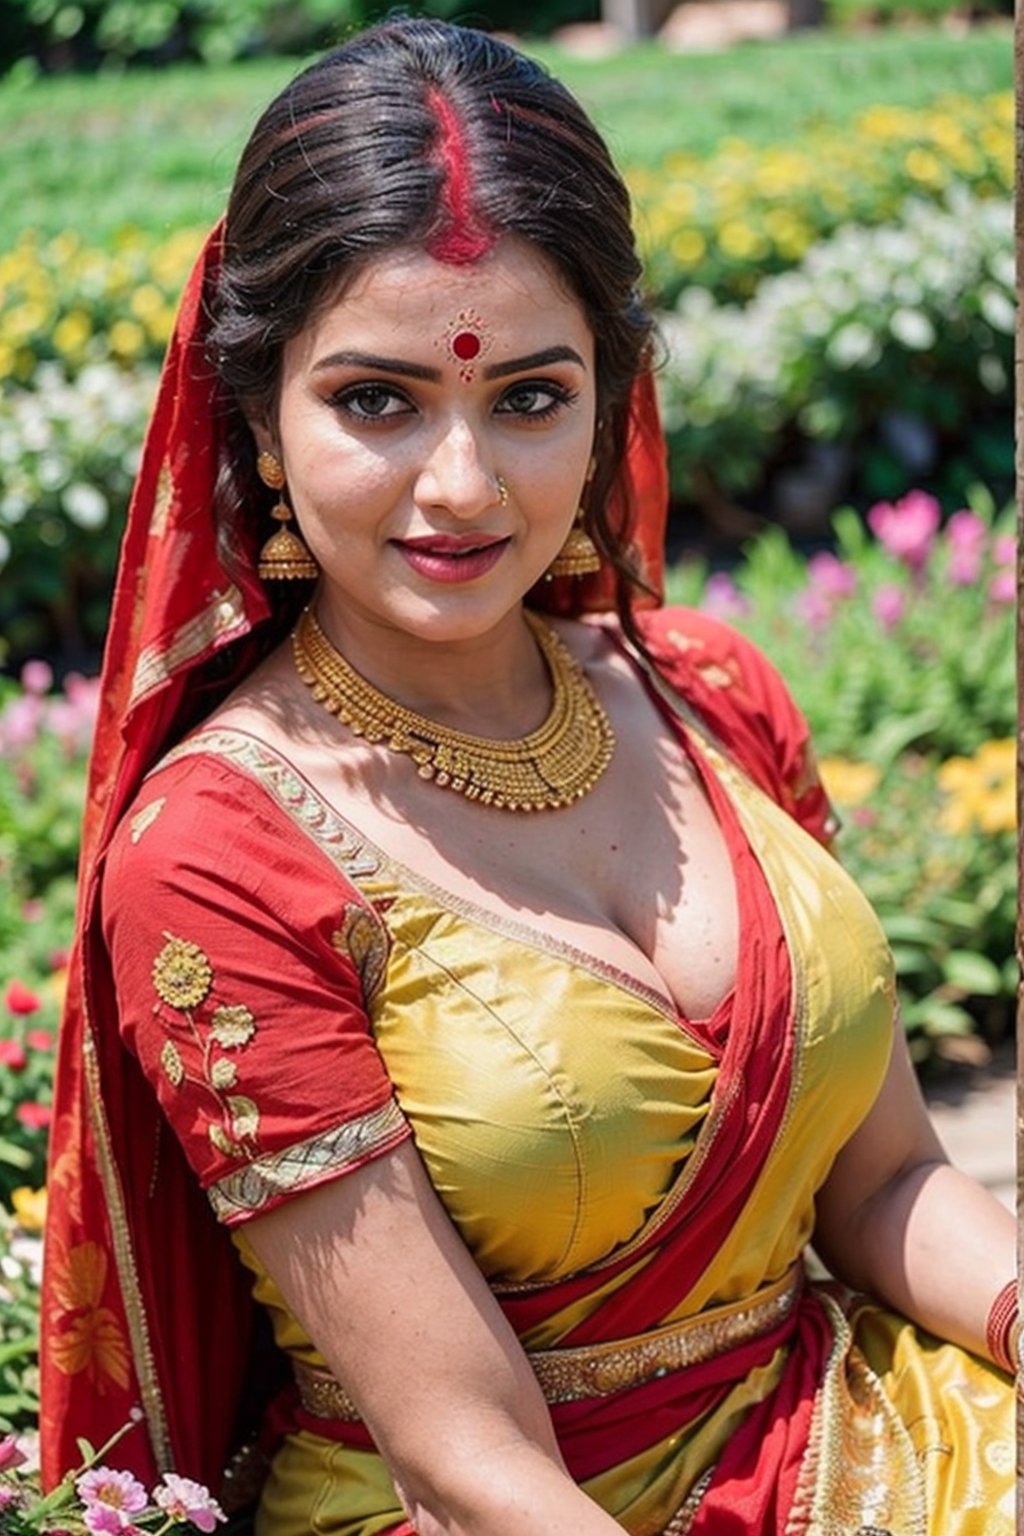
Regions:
[[601, 0, 677, 38]]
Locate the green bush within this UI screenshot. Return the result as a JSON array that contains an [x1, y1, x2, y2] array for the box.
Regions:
[[6, 0, 596, 73], [666, 487, 1016, 1057], [633, 90, 1011, 306], [656, 191, 1013, 520], [0, 1201, 41, 1435], [825, 0, 1010, 25]]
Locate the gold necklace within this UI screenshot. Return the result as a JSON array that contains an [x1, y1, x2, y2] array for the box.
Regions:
[[292, 607, 615, 812]]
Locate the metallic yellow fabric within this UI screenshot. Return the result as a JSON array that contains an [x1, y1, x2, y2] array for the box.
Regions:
[[788, 1292, 1015, 1535], [231, 736, 1012, 1535]]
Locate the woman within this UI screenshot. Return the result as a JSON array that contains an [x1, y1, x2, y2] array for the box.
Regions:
[[41, 19, 1015, 1535]]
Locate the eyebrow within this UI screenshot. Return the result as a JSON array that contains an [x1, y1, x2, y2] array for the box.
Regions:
[[484, 346, 587, 379], [311, 344, 587, 381]]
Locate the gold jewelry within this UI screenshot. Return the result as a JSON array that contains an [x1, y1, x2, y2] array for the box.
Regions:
[[256, 451, 318, 581], [547, 453, 600, 579], [547, 512, 601, 579], [495, 474, 509, 507], [292, 607, 615, 812]]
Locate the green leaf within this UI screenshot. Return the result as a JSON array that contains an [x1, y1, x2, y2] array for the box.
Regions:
[[882, 913, 946, 946], [912, 999, 975, 1035], [942, 950, 1004, 996], [860, 709, 946, 768], [0, 1338, 37, 1367]]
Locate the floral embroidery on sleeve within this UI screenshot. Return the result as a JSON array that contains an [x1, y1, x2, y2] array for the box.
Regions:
[[332, 905, 388, 1001], [150, 932, 261, 1161], [129, 798, 166, 844]]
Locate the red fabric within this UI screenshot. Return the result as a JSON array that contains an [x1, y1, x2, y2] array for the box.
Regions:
[[39, 223, 676, 1493], [41, 226, 272, 1492], [101, 751, 409, 1213]]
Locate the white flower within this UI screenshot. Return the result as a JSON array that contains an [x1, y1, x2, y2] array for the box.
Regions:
[[978, 286, 1015, 335], [889, 308, 935, 351], [827, 323, 879, 370], [63, 481, 109, 529]]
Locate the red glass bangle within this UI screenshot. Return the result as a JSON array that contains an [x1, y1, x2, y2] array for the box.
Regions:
[[985, 1278, 1019, 1375]]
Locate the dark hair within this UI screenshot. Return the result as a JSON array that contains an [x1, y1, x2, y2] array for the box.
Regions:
[[207, 17, 656, 642]]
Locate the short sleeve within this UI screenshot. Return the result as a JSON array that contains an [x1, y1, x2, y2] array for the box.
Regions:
[[101, 750, 411, 1226], [637, 607, 838, 847]]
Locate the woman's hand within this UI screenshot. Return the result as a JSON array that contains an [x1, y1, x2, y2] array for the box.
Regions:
[[813, 1021, 1015, 1363], [243, 1140, 625, 1535]]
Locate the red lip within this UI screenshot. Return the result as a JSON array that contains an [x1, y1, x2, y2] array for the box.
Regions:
[[395, 533, 507, 554], [392, 535, 511, 585]]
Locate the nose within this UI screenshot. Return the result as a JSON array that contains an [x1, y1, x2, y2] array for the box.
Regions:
[[414, 417, 499, 520]]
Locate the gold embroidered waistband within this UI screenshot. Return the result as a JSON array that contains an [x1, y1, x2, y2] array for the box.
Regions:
[[294, 1262, 803, 1421]]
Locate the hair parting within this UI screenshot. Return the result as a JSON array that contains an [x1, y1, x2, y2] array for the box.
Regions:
[[424, 85, 496, 264]]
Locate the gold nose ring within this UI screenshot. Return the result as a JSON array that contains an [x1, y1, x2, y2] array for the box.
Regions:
[[495, 474, 510, 507]]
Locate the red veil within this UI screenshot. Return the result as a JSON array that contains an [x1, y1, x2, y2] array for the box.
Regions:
[[39, 226, 670, 1489]]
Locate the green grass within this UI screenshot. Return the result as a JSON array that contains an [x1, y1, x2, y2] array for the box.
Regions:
[[0, 25, 1011, 244]]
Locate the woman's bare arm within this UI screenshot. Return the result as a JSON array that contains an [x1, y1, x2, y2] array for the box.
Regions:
[[814, 1022, 1014, 1361], [243, 1139, 625, 1536]]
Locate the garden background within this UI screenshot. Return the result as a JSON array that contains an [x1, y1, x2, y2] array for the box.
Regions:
[[0, 0, 1016, 1503]]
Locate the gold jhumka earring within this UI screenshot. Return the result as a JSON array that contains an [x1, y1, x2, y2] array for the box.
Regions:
[[546, 456, 601, 579], [256, 452, 319, 581]]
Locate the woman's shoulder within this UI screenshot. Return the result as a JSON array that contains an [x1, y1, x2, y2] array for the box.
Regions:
[[103, 725, 368, 922], [632, 605, 837, 845], [635, 605, 790, 696]]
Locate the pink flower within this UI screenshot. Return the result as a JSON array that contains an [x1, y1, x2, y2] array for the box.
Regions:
[[49, 948, 70, 972], [871, 584, 906, 629], [20, 659, 53, 696], [5, 981, 41, 1016], [154, 1473, 227, 1532], [26, 1028, 54, 1052], [20, 899, 44, 923], [85, 1509, 144, 1536], [0, 1039, 28, 1071], [15, 1101, 52, 1130], [993, 534, 1016, 567], [945, 508, 987, 551], [700, 571, 750, 620], [988, 569, 1015, 605], [0, 1433, 27, 1472], [795, 588, 835, 631], [0, 695, 42, 750], [806, 551, 856, 600], [76, 1469, 148, 1532], [867, 490, 941, 571], [947, 544, 982, 585], [0, 1486, 21, 1512], [944, 509, 987, 585]]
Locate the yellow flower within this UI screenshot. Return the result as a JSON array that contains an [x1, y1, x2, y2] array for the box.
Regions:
[[904, 148, 945, 188], [818, 758, 881, 807], [54, 309, 92, 357], [130, 283, 167, 322], [11, 1185, 47, 1231], [938, 739, 1016, 835], [670, 229, 706, 265], [108, 318, 146, 358], [718, 220, 762, 261]]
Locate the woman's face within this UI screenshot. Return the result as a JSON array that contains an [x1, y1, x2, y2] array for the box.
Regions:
[[259, 236, 597, 658]]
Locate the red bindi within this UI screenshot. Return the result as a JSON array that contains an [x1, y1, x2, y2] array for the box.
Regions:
[[437, 308, 494, 383], [451, 330, 481, 362]]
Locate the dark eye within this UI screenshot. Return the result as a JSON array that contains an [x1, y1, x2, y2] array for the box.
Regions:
[[497, 382, 577, 420], [332, 384, 412, 421]]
